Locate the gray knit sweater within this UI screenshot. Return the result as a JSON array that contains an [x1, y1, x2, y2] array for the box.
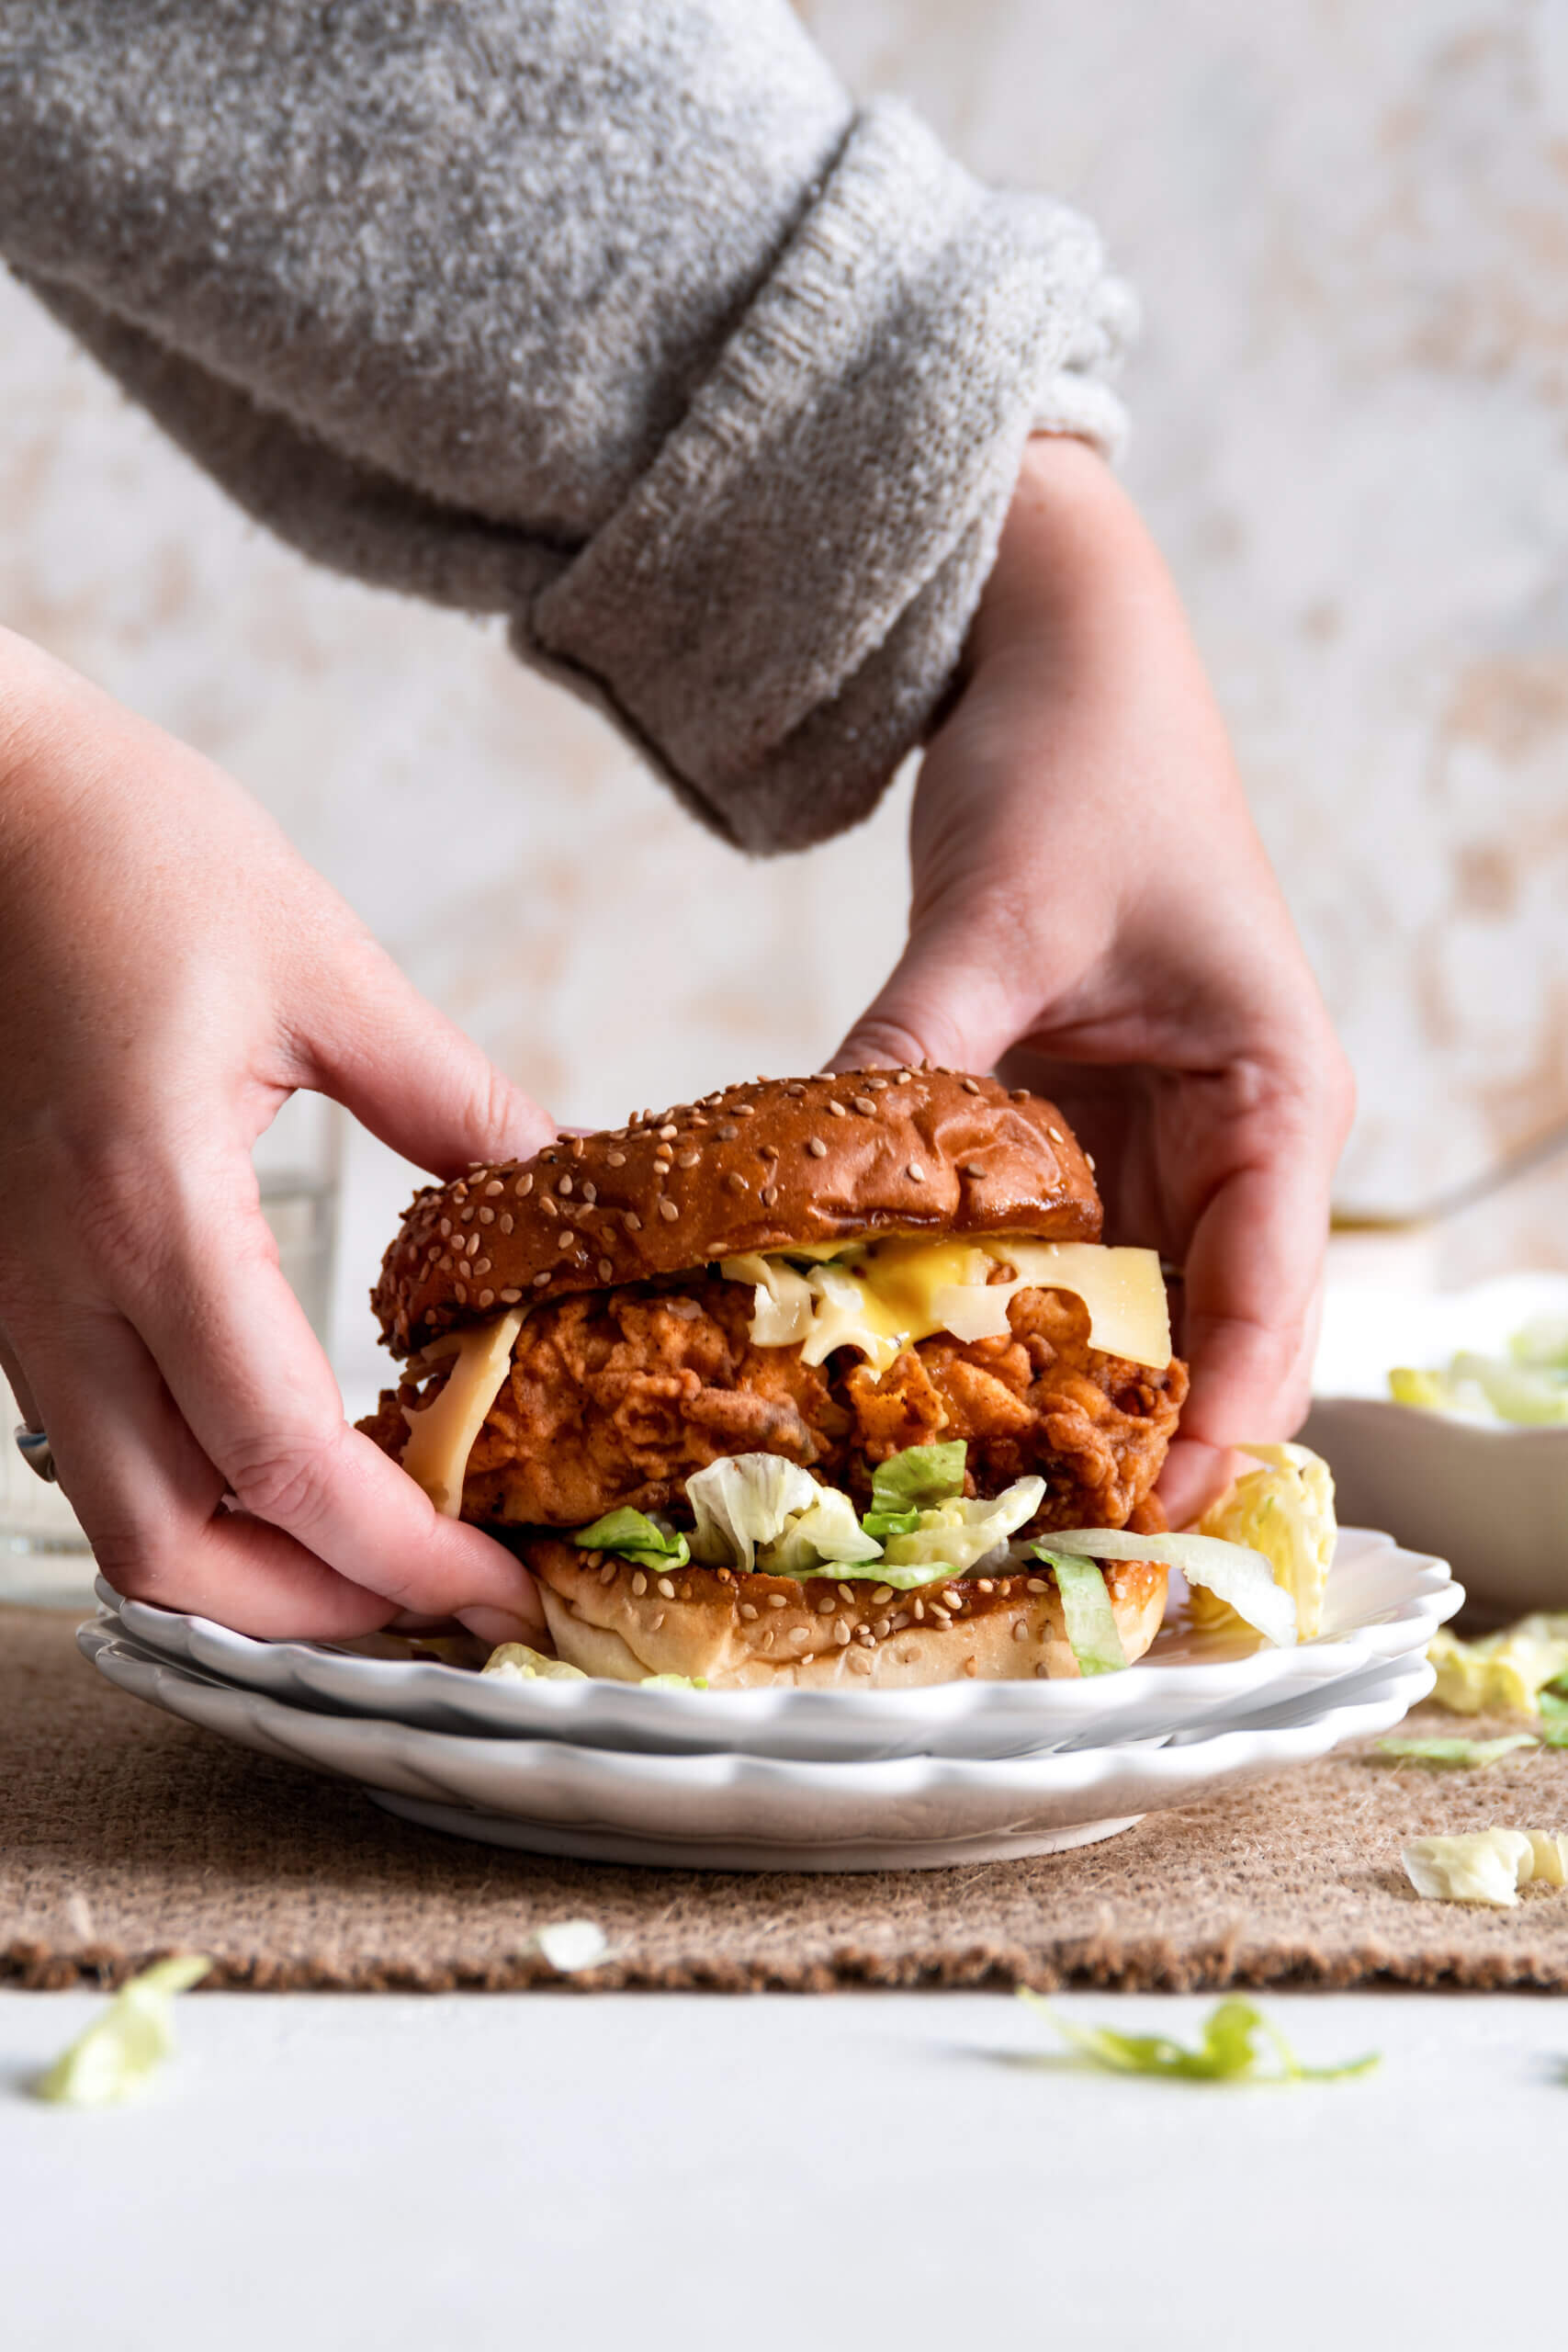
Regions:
[[0, 1, 1132, 853]]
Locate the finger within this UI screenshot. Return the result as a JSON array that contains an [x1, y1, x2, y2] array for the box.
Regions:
[[0, 1322, 42, 1430], [115, 1179, 546, 1634], [832, 915, 1028, 1077], [1177, 1143, 1332, 1456], [299, 935, 555, 1180]]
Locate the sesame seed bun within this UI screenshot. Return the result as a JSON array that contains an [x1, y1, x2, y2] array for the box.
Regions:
[[529, 1540, 1167, 1690], [373, 1069, 1100, 1354]]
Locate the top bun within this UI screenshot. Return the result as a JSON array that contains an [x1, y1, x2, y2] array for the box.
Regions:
[[373, 1069, 1101, 1355]]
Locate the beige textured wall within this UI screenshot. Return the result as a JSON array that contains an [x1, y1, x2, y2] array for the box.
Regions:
[[4, 1, 1565, 1396]]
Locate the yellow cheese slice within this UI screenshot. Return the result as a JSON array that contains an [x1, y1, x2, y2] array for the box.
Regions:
[[400, 1306, 526, 1516], [722, 1236, 1170, 1374]]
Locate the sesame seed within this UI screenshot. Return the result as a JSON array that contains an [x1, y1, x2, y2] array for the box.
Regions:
[[784, 1083, 806, 1097], [570, 1137, 585, 1159], [474, 1257, 491, 1275], [1047, 1125, 1064, 1143], [964, 1657, 978, 1677], [455, 1283, 468, 1305], [739, 1602, 759, 1622], [1010, 1088, 1029, 1102], [726, 1171, 750, 1193], [657, 1576, 676, 1600], [541, 1196, 560, 1221], [606, 1151, 626, 1168], [658, 1124, 678, 1140], [852, 1096, 876, 1115], [873, 1617, 891, 1638], [598, 1258, 614, 1282], [848, 1649, 873, 1674], [817, 1595, 837, 1615], [677, 1150, 699, 1169], [659, 1200, 680, 1223], [929, 1605, 951, 1626], [735, 1105, 756, 1118], [579, 1182, 596, 1205], [533, 1272, 552, 1287], [768, 1593, 788, 1610], [438, 1218, 452, 1238], [761, 1187, 779, 1207], [1035, 1662, 1052, 1679], [895, 1070, 913, 1085], [870, 1585, 894, 1606], [625, 1212, 642, 1232], [828, 1100, 847, 1118], [500, 1287, 522, 1305], [437, 1255, 453, 1274], [912, 1600, 925, 1621], [632, 1572, 648, 1597], [1085, 1153, 1097, 1173], [833, 1620, 851, 1646], [807, 1138, 828, 1159], [1026, 1577, 1048, 1593], [761, 1629, 775, 1650], [789, 1627, 810, 1649], [1012, 1619, 1030, 1644], [499, 1215, 513, 1236], [960, 1163, 985, 1179], [866, 1077, 889, 1091], [961, 1078, 982, 1094], [906, 1164, 925, 1182], [942, 1588, 962, 1609], [716, 1124, 739, 1141], [459, 1206, 475, 1224], [891, 1612, 910, 1632], [479, 1205, 495, 1225], [558, 1175, 573, 1196], [478, 1288, 494, 1308], [514, 1172, 534, 1197], [584, 1551, 604, 1570], [484, 1179, 504, 1198], [599, 1561, 617, 1586], [650, 1612, 666, 1631], [976, 1578, 994, 1594], [466, 1233, 480, 1257]]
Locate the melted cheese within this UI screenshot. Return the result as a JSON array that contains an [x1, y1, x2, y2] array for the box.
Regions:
[[400, 1306, 527, 1515], [721, 1236, 1170, 1374]]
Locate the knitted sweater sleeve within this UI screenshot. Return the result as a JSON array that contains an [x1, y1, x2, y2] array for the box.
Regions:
[[0, 0, 1134, 853]]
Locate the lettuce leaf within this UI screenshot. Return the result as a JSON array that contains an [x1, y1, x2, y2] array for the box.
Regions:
[[1017, 1990, 1377, 2084], [1400, 1828, 1568, 1906], [869, 1442, 968, 1516], [879, 1479, 1045, 1578], [1034, 1549, 1127, 1676], [32, 1954, 212, 2107], [1374, 1734, 1539, 1769], [572, 1508, 691, 1572], [758, 1486, 883, 1577], [1192, 1442, 1335, 1644], [637, 1673, 709, 1690], [483, 1643, 590, 1682], [684, 1454, 823, 1571], [1045, 1525, 1297, 1649]]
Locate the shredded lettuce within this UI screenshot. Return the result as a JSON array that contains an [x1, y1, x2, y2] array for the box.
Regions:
[[1427, 1618, 1568, 1718], [637, 1672, 709, 1690], [32, 1954, 212, 2106], [1402, 1828, 1568, 1906], [1191, 1442, 1335, 1644], [870, 1442, 968, 1516], [758, 1487, 882, 1577], [1375, 1734, 1539, 1769], [1046, 1525, 1297, 1649], [1036, 1549, 1127, 1676], [684, 1454, 823, 1571], [879, 1479, 1045, 1578], [571, 1508, 691, 1572], [483, 1643, 590, 1682], [1390, 1322, 1568, 1424], [1537, 1690, 1568, 1747], [530, 1919, 610, 1972], [1017, 1991, 1377, 2084]]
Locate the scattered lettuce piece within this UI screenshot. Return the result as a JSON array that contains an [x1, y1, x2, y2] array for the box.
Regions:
[[1191, 1442, 1336, 1644], [572, 1508, 691, 1572], [1017, 1990, 1377, 2084], [1388, 1365, 1449, 1408], [483, 1643, 590, 1682], [1401, 1828, 1568, 1906], [1427, 1618, 1568, 1719], [1046, 1525, 1297, 1649], [32, 1954, 212, 2107], [1034, 1548, 1127, 1676], [531, 1919, 610, 1972], [1537, 1690, 1568, 1747], [1389, 1329, 1568, 1423], [638, 1672, 709, 1690], [1375, 1734, 1539, 1769]]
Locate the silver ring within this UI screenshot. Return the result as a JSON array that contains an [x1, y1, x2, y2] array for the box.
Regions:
[[13, 1424, 57, 1484]]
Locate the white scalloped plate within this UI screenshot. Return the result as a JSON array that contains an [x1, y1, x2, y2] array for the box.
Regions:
[[78, 1620, 1432, 1871], [94, 1527, 1458, 1763]]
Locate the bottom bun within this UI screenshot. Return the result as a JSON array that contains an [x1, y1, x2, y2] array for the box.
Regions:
[[525, 1538, 1168, 1690]]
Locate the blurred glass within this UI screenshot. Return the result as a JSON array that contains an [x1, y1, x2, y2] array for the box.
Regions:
[[1, 1092, 343, 1604]]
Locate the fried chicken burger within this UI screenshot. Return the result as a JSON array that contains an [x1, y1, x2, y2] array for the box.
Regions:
[[361, 1069, 1195, 1688]]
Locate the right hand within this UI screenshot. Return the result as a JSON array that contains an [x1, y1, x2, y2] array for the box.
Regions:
[[0, 627, 551, 1642]]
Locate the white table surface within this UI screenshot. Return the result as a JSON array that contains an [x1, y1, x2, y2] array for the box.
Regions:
[[0, 1984, 1557, 2350]]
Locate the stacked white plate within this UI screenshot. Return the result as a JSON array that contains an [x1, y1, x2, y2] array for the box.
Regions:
[[82, 1527, 1459, 1871]]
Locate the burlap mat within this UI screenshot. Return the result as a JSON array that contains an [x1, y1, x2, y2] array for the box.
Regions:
[[7, 1609, 1568, 1991]]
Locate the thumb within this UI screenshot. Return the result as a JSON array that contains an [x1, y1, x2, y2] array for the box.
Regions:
[[305, 937, 556, 1179], [833, 915, 1025, 1078]]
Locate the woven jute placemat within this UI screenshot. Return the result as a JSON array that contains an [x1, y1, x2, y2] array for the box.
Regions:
[[7, 1609, 1568, 1992]]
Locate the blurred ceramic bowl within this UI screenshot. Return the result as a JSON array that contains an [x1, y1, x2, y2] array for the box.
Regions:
[[1305, 1272, 1568, 1621]]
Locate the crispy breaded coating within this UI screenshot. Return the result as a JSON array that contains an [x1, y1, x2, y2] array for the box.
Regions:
[[363, 1273, 1185, 1535]]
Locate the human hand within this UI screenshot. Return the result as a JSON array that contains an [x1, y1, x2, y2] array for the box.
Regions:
[[0, 628, 550, 1641], [837, 438, 1354, 1524]]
